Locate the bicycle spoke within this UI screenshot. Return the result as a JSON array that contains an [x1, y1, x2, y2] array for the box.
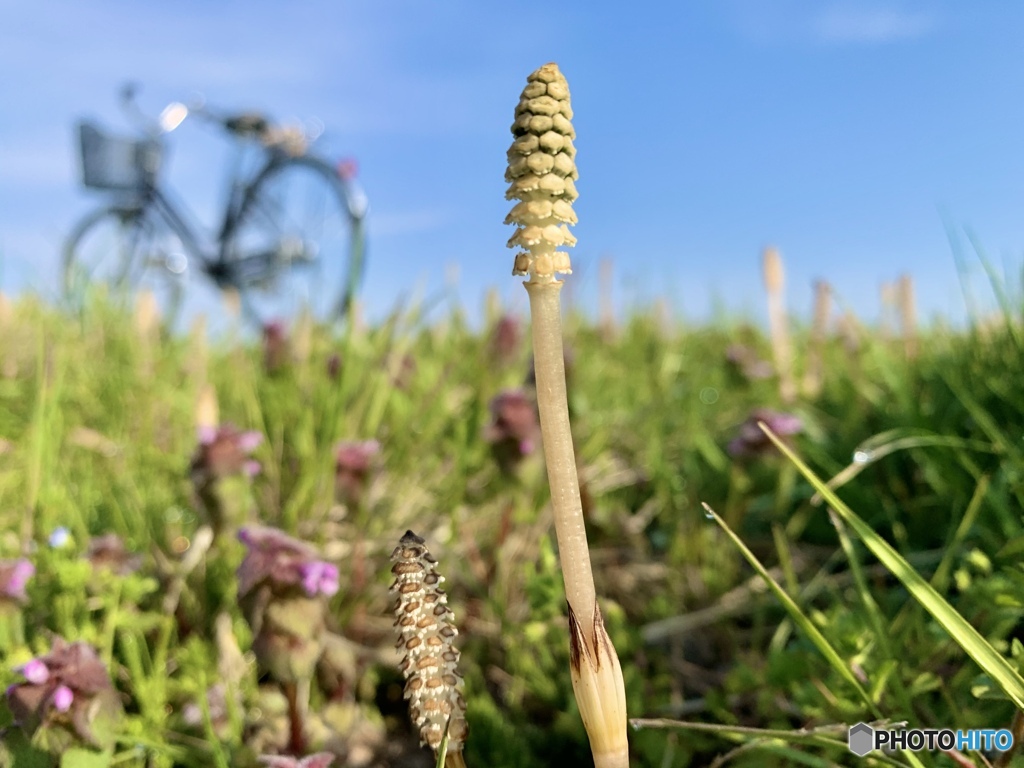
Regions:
[[227, 157, 360, 326], [63, 207, 186, 326]]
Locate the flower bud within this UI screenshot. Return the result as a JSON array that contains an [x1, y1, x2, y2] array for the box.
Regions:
[[484, 388, 540, 475], [237, 526, 337, 684], [334, 439, 380, 509], [0, 558, 33, 604]]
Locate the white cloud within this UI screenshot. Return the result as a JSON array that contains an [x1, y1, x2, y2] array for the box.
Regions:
[[722, 1, 937, 46], [812, 5, 935, 44]]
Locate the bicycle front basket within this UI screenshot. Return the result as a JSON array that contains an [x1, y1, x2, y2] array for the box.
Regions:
[[77, 121, 161, 192]]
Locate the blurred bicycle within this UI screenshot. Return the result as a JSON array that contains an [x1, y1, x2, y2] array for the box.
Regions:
[[64, 84, 368, 326]]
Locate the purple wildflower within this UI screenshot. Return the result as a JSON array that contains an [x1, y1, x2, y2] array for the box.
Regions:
[[326, 352, 342, 380], [334, 439, 380, 508], [19, 659, 49, 685], [237, 527, 335, 700], [258, 753, 335, 768], [485, 389, 540, 474], [0, 559, 34, 604], [237, 525, 337, 598], [299, 561, 340, 598], [48, 527, 71, 548], [490, 313, 522, 365], [728, 408, 803, 458], [263, 320, 290, 373], [5, 638, 123, 751], [52, 685, 73, 712], [191, 424, 263, 483]]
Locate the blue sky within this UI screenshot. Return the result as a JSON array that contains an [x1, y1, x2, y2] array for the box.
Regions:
[[3, 1, 1024, 327]]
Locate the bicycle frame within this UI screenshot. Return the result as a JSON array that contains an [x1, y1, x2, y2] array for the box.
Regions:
[[68, 86, 368, 324], [216, 149, 324, 266], [111, 143, 306, 288]]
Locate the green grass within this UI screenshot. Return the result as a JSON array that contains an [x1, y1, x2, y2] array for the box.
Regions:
[[2, 289, 1024, 767]]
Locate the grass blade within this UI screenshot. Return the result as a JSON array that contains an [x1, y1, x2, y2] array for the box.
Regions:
[[702, 503, 880, 718], [759, 422, 1024, 710]]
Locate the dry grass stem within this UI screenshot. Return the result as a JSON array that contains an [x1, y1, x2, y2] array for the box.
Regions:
[[802, 279, 832, 398], [898, 273, 918, 359], [599, 257, 615, 341], [188, 314, 209, 384], [762, 247, 795, 403], [880, 280, 896, 339], [194, 384, 219, 436]]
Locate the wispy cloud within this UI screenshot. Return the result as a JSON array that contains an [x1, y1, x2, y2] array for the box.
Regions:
[[723, 1, 937, 46], [812, 5, 936, 44]]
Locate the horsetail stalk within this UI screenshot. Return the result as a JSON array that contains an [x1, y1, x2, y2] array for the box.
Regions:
[[802, 279, 832, 398], [504, 62, 628, 767], [390, 531, 469, 768], [763, 246, 796, 404], [898, 273, 918, 360]]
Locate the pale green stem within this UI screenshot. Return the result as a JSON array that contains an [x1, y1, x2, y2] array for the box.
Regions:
[[525, 278, 596, 627]]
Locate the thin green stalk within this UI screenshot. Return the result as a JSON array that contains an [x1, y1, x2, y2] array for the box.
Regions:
[[760, 422, 1024, 710]]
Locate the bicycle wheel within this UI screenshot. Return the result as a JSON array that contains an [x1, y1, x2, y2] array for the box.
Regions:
[[64, 205, 187, 324], [226, 156, 366, 326]]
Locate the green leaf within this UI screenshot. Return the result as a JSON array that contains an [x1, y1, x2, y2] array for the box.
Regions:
[[436, 715, 451, 768], [59, 748, 112, 768], [760, 421, 1024, 710], [702, 503, 880, 718], [0, 727, 55, 768]]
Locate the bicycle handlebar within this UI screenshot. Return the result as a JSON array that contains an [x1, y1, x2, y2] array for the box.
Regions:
[[117, 83, 271, 139], [119, 82, 164, 136], [113, 84, 330, 160]]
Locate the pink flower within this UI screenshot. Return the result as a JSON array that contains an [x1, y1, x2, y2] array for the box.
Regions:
[[237, 527, 336, 690], [326, 352, 342, 380], [258, 752, 335, 768], [728, 408, 803, 458], [0, 559, 34, 603], [52, 685, 73, 712], [191, 424, 264, 483], [490, 314, 522, 364], [299, 561, 340, 597], [5, 638, 122, 750], [334, 439, 380, 507], [485, 389, 540, 473], [263, 320, 290, 373], [19, 659, 49, 685], [237, 525, 338, 598]]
